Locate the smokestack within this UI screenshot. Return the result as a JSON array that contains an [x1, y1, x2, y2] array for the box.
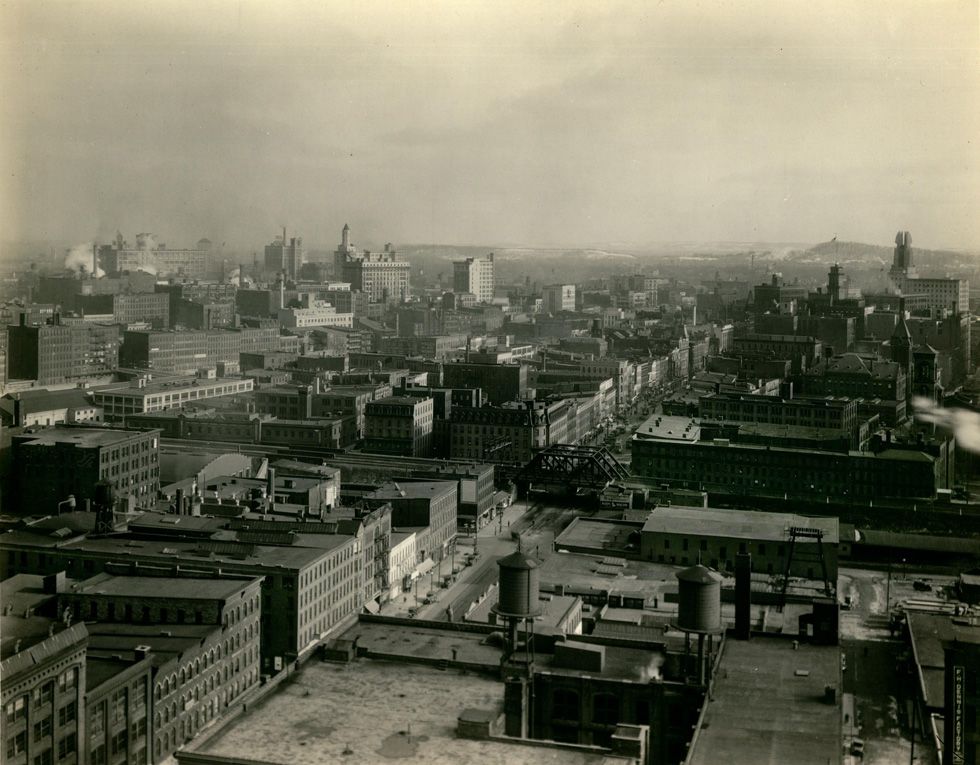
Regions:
[[267, 467, 276, 511], [175, 488, 184, 515], [93, 244, 98, 277], [735, 552, 751, 640]]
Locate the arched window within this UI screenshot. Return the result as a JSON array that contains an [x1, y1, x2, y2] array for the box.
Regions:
[[592, 693, 619, 725], [552, 688, 580, 721]]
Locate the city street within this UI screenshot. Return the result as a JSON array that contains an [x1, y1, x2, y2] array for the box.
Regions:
[[839, 567, 946, 765], [381, 500, 533, 621]]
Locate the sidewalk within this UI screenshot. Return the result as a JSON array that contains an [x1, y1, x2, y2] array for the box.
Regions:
[[380, 501, 531, 620]]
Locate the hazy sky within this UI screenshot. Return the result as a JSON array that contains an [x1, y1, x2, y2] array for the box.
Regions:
[[1, 0, 978, 252]]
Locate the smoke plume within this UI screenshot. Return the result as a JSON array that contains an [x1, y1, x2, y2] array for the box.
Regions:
[[64, 243, 105, 278]]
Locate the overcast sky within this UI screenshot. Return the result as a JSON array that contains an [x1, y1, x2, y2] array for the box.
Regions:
[[1, 0, 978, 252]]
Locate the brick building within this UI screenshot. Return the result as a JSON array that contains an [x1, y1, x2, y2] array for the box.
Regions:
[[1, 574, 88, 765], [7, 316, 120, 386], [12, 426, 160, 514], [364, 481, 457, 565], [363, 396, 435, 457]]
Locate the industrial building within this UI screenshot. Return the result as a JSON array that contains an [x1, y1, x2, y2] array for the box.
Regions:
[[120, 327, 299, 375], [639, 505, 839, 578], [7, 315, 120, 385], [1, 574, 89, 765], [93, 376, 254, 423], [631, 421, 949, 499], [11, 425, 161, 513]]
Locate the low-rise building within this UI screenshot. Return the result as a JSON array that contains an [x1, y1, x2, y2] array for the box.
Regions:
[[639, 505, 839, 577], [94, 377, 254, 423]]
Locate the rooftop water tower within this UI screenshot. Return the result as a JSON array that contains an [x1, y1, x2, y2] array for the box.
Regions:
[[493, 550, 542, 739], [674, 564, 723, 685]]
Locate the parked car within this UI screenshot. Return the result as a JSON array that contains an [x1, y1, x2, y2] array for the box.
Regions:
[[849, 738, 865, 758], [913, 580, 932, 592]]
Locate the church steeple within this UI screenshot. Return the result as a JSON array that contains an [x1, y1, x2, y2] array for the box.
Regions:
[[890, 297, 913, 375]]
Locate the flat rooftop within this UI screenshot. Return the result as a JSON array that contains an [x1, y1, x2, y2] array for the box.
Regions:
[[907, 609, 980, 710], [97, 377, 250, 396], [632, 414, 700, 441], [197, 658, 605, 765], [15, 426, 157, 448], [555, 517, 638, 553], [368, 481, 457, 501], [687, 637, 841, 765], [641, 505, 840, 545], [73, 572, 256, 601]]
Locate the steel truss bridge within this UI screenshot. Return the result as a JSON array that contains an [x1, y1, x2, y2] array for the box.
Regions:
[[515, 444, 629, 494]]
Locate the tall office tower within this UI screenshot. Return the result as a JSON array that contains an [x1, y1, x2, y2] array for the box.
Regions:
[[890, 230, 917, 280], [333, 224, 410, 304], [453, 253, 495, 303], [264, 229, 305, 280]]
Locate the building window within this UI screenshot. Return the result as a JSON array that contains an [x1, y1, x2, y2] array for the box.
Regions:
[[33, 716, 52, 741], [7, 731, 27, 758], [57, 667, 78, 692], [57, 732, 76, 759], [593, 693, 620, 725], [58, 701, 76, 727], [32, 682, 54, 707], [552, 688, 580, 721], [6, 696, 26, 723]]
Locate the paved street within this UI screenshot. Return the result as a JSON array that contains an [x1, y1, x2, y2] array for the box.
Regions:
[[381, 500, 532, 620], [839, 567, 947, 765]]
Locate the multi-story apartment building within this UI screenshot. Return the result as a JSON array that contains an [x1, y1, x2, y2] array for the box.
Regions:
[[7, 316, 120, 385], [1, 575, 88, 765], [333, 226, 409, 304], [363, 396, 435, 457], [453, 254, 495, 304], [119, 328, 293, 374], [11, 426, 160, 513], [94, 377, 254, 423]]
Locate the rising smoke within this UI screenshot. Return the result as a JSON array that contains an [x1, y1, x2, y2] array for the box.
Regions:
[[63, 243, 105, 278], [913, 396, 980, 454]]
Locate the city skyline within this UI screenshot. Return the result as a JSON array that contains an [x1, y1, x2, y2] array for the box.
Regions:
[[2, 0, 978, 254]]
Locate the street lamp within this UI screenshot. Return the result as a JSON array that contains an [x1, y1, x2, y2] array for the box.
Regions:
[[57, 495, 76, 515]]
